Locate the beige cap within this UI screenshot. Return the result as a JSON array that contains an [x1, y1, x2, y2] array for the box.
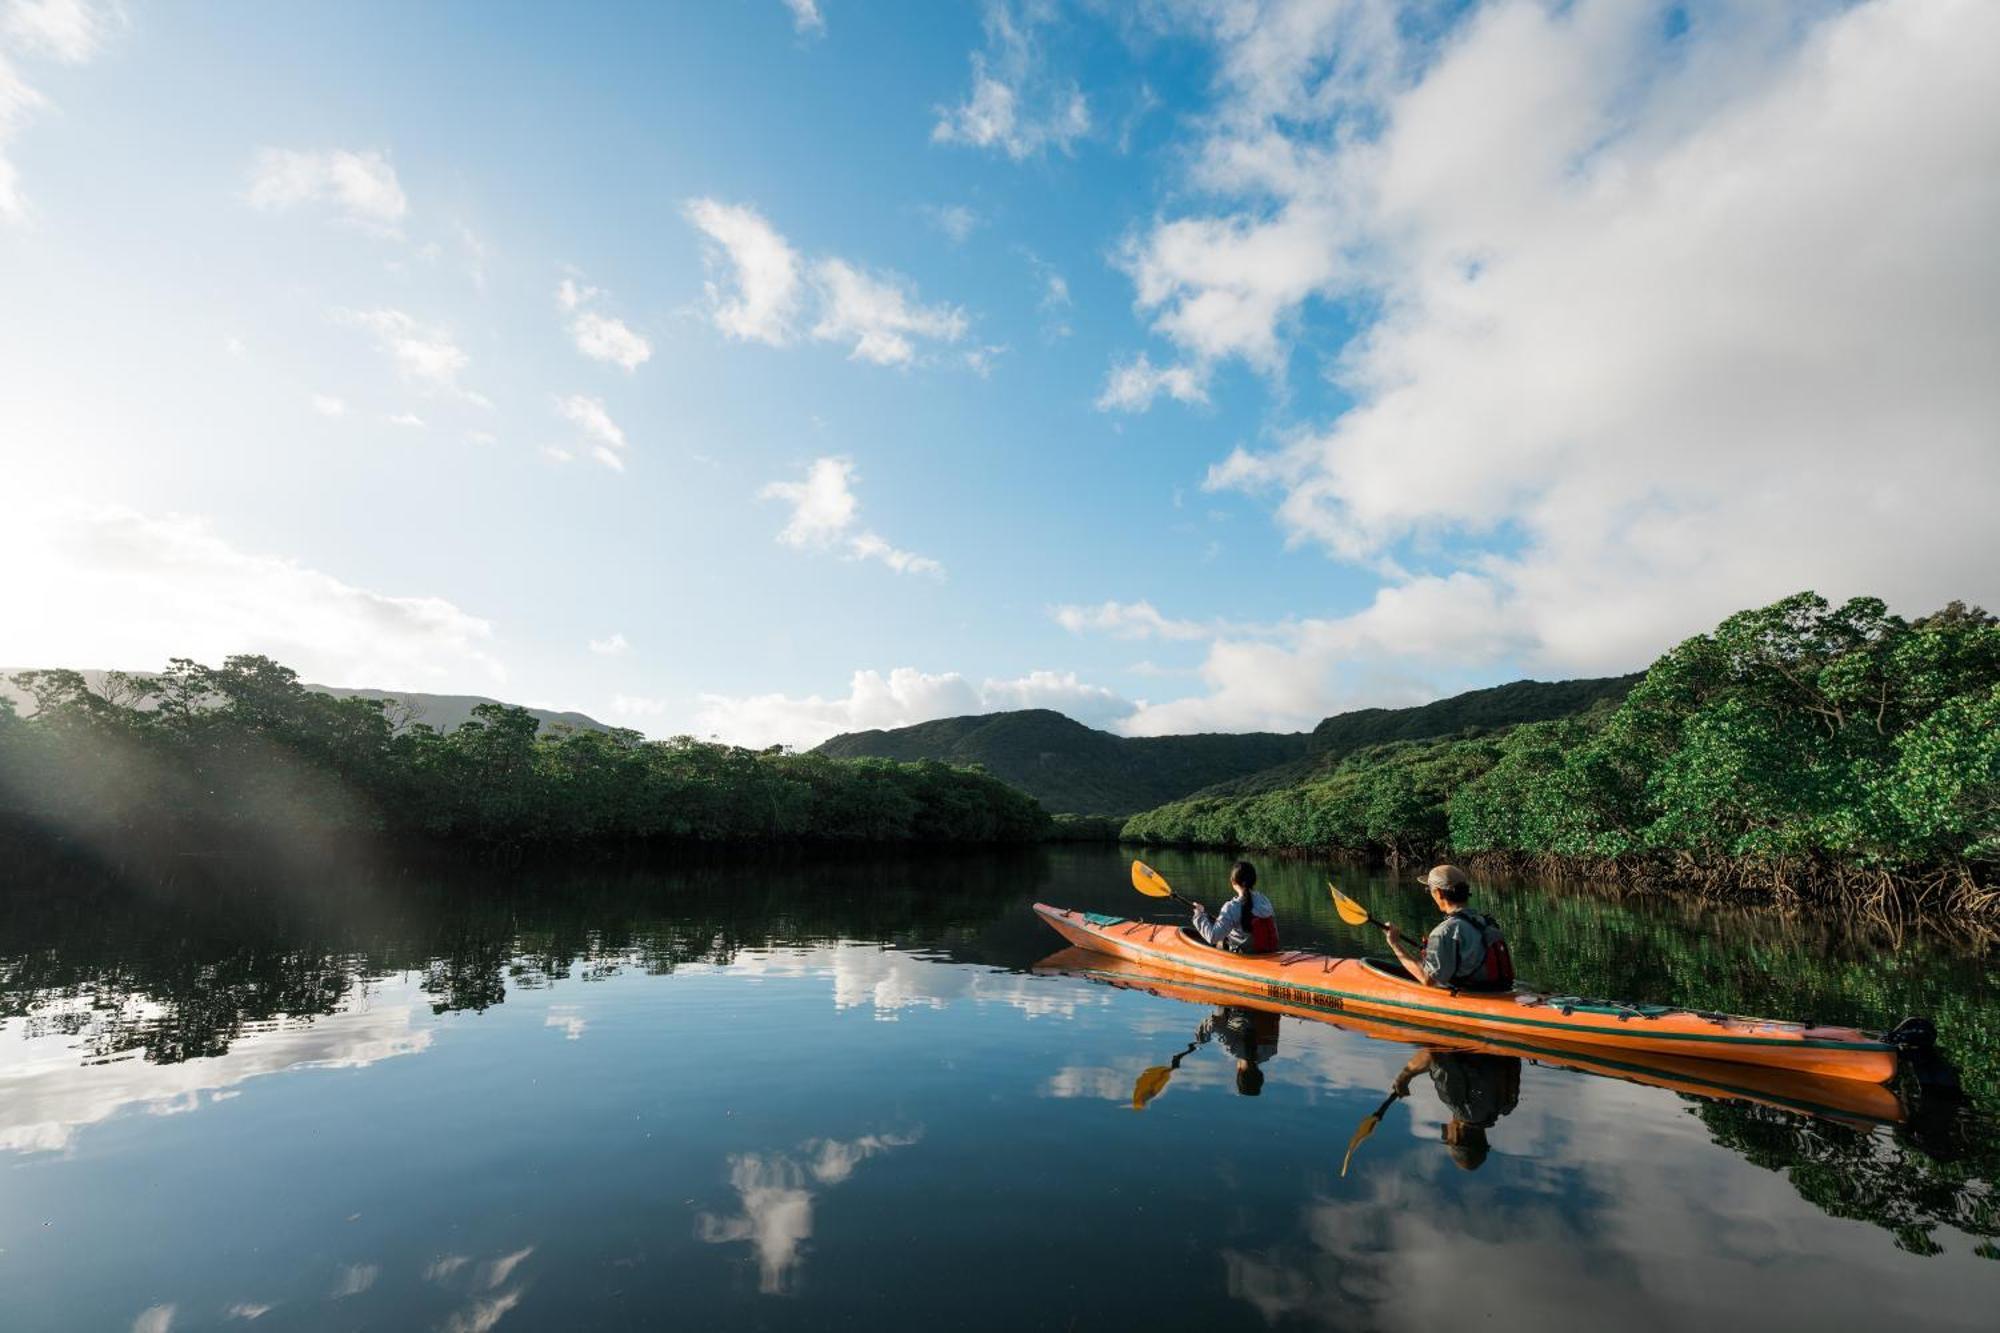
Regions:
[[1419, 864, 1470, 891]]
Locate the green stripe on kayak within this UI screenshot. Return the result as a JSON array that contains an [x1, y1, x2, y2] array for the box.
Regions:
[[1076, 921, 1892, 1054]]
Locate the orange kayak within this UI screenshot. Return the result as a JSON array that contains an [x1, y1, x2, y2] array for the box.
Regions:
[[1034, 946, 1907, 1126], [1033, 904, 1900, 1083]]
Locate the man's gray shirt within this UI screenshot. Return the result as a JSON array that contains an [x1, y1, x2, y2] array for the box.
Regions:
[[1422, 912, 1488, 984]]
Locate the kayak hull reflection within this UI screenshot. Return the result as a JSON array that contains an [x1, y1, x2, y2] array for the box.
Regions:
[[1034, 946, 1906, 1125], [1032, 904, 1899, 1084]]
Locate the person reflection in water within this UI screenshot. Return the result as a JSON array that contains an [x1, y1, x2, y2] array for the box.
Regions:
[[1198, 1005, 1281, 1096], [1389, 1047, 1521, 1169]]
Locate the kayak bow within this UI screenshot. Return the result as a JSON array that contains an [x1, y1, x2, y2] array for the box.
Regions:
[[1033, 904, 1899, 1083]]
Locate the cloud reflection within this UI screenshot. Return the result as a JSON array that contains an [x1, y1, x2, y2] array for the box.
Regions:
[[695, 1130, 920, 1294], [0, 977, 434, 1155]]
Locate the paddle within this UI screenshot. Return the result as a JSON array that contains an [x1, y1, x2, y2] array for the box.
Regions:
[[1329, 883, 1413, 943], [1132, 1038, 1201, 1110], [1132, 860, 1197, 909], [1339, 1089, 1405, 1177]]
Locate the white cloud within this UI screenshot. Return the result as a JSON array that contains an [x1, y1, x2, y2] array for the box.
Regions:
[[809, 258, 967, 367], [330, 1265, 378, 1299], [5, 0, 108, 63], [556, 394, 628, 472], [1, 1, 117, 223], [925, 203, 979, 242], [686, 199, 971, 367], [1125, 0, 2000, 677], [1115, 574, 1525, 736], [684, 198, 805, 346], [694, 665, 1131, 748], [387, 412, 424, 428], [1052, 599, 1208, 641], [540, 445, 573, 464], [309, 393, 346, 418], [933, 1, 1089, 160], [588, 632, 629, 656], [0, 502, 504, 687], [246, 148, 408, 231], [961, 344, 1007, 377], [782, 0, 824, 37], [336, 308, 485, 405], [759, 456, 942, 577], [556, 276, 652, 371], [1095, 353, 1207, 411], [131, 1307, 173, 1333]]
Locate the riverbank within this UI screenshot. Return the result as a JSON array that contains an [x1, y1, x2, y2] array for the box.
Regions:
[[1121, 594, 1999, 931]]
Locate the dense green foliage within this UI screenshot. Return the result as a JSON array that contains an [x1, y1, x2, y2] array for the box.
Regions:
[[816, 708, 1309, 815], [814, 679, 1636, 816], [1126, 595, 2000, 909], [0, 657, 1049, 845]]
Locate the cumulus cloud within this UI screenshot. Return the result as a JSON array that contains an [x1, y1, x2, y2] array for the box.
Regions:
[[1052, 599, 1208, 641], [932, 0, 1089, 160], [695, 666, 1130, 750], [1095, 353, 1207, 411], [5, 0, 109, 63], [924, 202, 979, 242], [696, 1132, 918, 1295], [0, 502, 504, 688], [759, 456, 943, 577], [810, 258, 968, 366], [1120, 0, 2000, 677], [685, 199, 971, 367], [556, 276, 651, 371], [336, 308, 486, 405], [684, 198, 805, 346], [588, 632, 629, 656], [555, 394, 629, 471], [782, 0, 824, 37], [0, 0, 116, 222], [246, 148, 407, 231], [309, 393, 346, 418]]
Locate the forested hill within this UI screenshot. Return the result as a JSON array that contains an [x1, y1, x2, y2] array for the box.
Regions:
[[1196, 674, 1643, 799], [814, 675, 1641, 816], [0, 671, 609, 736], [816, 710, 1308, 817]]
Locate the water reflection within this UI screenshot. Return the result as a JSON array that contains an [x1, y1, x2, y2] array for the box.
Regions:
[[2, 839, 1996, 1332], [695, 1132, 921, 1294]]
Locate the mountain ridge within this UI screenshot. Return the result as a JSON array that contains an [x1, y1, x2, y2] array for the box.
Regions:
[[816, 675, 1642, 815]]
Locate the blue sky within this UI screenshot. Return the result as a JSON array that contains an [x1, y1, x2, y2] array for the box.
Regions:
[[3, 0, 1995, 744]]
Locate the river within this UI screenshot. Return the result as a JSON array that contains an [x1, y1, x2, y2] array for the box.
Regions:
[[1, 843, 1994, 1330]]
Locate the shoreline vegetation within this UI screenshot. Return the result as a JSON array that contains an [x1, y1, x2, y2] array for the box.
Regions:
[[0, 658, 1050, 849], [2, 592, 1992, 931], [1122, 594, 1999, 934]]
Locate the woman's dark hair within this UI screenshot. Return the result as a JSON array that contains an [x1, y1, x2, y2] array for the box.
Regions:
[[1230, 860, 1257, 892], [1236, 1063, 1265, 1097]]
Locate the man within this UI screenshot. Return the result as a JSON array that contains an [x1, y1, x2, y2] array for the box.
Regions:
[[1383, 864, 1513, 991]]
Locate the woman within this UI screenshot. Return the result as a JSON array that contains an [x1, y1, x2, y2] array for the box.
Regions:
[[1192, 860, 1280, 954]]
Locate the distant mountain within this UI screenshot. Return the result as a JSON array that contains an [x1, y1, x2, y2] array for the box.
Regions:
[[1189, 674, 1644, 799], [0, 670, 609, 736], [816, 710, 1308, 817], [814, 675, 1643, 816]]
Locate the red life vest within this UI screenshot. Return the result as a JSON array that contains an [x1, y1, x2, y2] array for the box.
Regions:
[[1243, 897, 1280, 954], [1449, 910, 1514, 990]]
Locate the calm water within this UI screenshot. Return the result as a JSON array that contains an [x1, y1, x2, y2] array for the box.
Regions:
[[2, 843, 1996, 1331]]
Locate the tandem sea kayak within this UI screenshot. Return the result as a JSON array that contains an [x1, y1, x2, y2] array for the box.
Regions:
[[1032, 903, 1902, 1083]]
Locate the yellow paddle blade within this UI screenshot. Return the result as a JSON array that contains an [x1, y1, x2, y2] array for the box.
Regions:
[[1132, 861, 1175, 898], [1329, 883, 1371, 928], [1339, 1113, 1383, 1177], [1132, 1065, 1174, 1110]]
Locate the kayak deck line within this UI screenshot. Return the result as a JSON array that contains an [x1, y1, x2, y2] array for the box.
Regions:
[[1032, 903, 1899, 1083], [1032, 947, 1907, 1127]]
